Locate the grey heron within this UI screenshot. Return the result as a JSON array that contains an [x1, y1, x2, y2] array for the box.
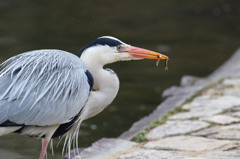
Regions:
[[0, 36, 168, 159]]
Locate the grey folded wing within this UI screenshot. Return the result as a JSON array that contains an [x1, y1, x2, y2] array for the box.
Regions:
[[0, 49, 92, 126]]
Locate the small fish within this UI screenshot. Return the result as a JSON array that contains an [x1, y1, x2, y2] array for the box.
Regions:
[[156, 58, 168, 71], [164, 59, 168, 71]]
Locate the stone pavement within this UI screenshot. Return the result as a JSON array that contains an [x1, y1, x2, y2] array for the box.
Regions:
[[70, 76, 240, 159], [69, 49, 240, 159], [104, 77, 240, 159], [135, 77, 240, 158]]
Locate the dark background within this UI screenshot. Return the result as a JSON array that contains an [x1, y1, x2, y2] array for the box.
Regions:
[[0, 0, 239, 158]]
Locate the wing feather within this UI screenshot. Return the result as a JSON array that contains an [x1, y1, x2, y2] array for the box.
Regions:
[[0, 49, 91, 126]]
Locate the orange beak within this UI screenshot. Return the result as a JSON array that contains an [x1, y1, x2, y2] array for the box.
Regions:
[[123, 46, 168, 60]]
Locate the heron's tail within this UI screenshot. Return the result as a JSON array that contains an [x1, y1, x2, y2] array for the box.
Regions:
[[0, 127, 21, 136]]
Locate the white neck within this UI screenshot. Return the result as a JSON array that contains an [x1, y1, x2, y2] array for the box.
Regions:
[[80, 58, 120, 120]]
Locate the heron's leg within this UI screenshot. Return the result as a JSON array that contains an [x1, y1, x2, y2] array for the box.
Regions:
[[39, 139, 48, 159], [38, 125, 59, 159]]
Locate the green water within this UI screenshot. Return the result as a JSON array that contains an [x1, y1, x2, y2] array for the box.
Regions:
[[0, 0, 239, 158]]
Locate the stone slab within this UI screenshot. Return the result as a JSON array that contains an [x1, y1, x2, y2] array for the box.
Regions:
[[201, 150, 240, 159], [146, 120, 209, 140], [144, 136, 231, 152], [223, 78, 240, 86], [170, 96, 240, 120], [119, 149, 209, 159], [191, 127, 218, 137], [119, 149, 176, 159], [171, 157, 207, 159], [183, 96, 240, 110], [231, 112, 240, 118], [210, 130, 240, 140], [224, 89, 240, 98], [70, 138, 136, 159], [180, 75, 200, 86], [200, 115, 240, 125], [169, 108, 223, 120], [222, 124, 240, 130], [231, 106, 240, 112]]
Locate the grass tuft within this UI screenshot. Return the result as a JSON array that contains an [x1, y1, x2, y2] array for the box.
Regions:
[[133, 130, 148, 142]]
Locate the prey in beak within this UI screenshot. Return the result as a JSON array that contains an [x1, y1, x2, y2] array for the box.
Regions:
[[122, 45, 169, 70]]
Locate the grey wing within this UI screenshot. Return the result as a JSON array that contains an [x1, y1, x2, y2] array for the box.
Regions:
[[0, 49, 92, 126]]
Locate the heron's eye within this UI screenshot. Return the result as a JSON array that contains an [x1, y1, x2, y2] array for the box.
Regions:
[[116, 45, 123, 52]]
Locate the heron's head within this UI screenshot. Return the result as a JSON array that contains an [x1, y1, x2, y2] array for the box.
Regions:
[[78, 36, 168, 66]]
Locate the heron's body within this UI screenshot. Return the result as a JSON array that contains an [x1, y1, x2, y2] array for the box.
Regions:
[[0, 36, 168, 159]]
